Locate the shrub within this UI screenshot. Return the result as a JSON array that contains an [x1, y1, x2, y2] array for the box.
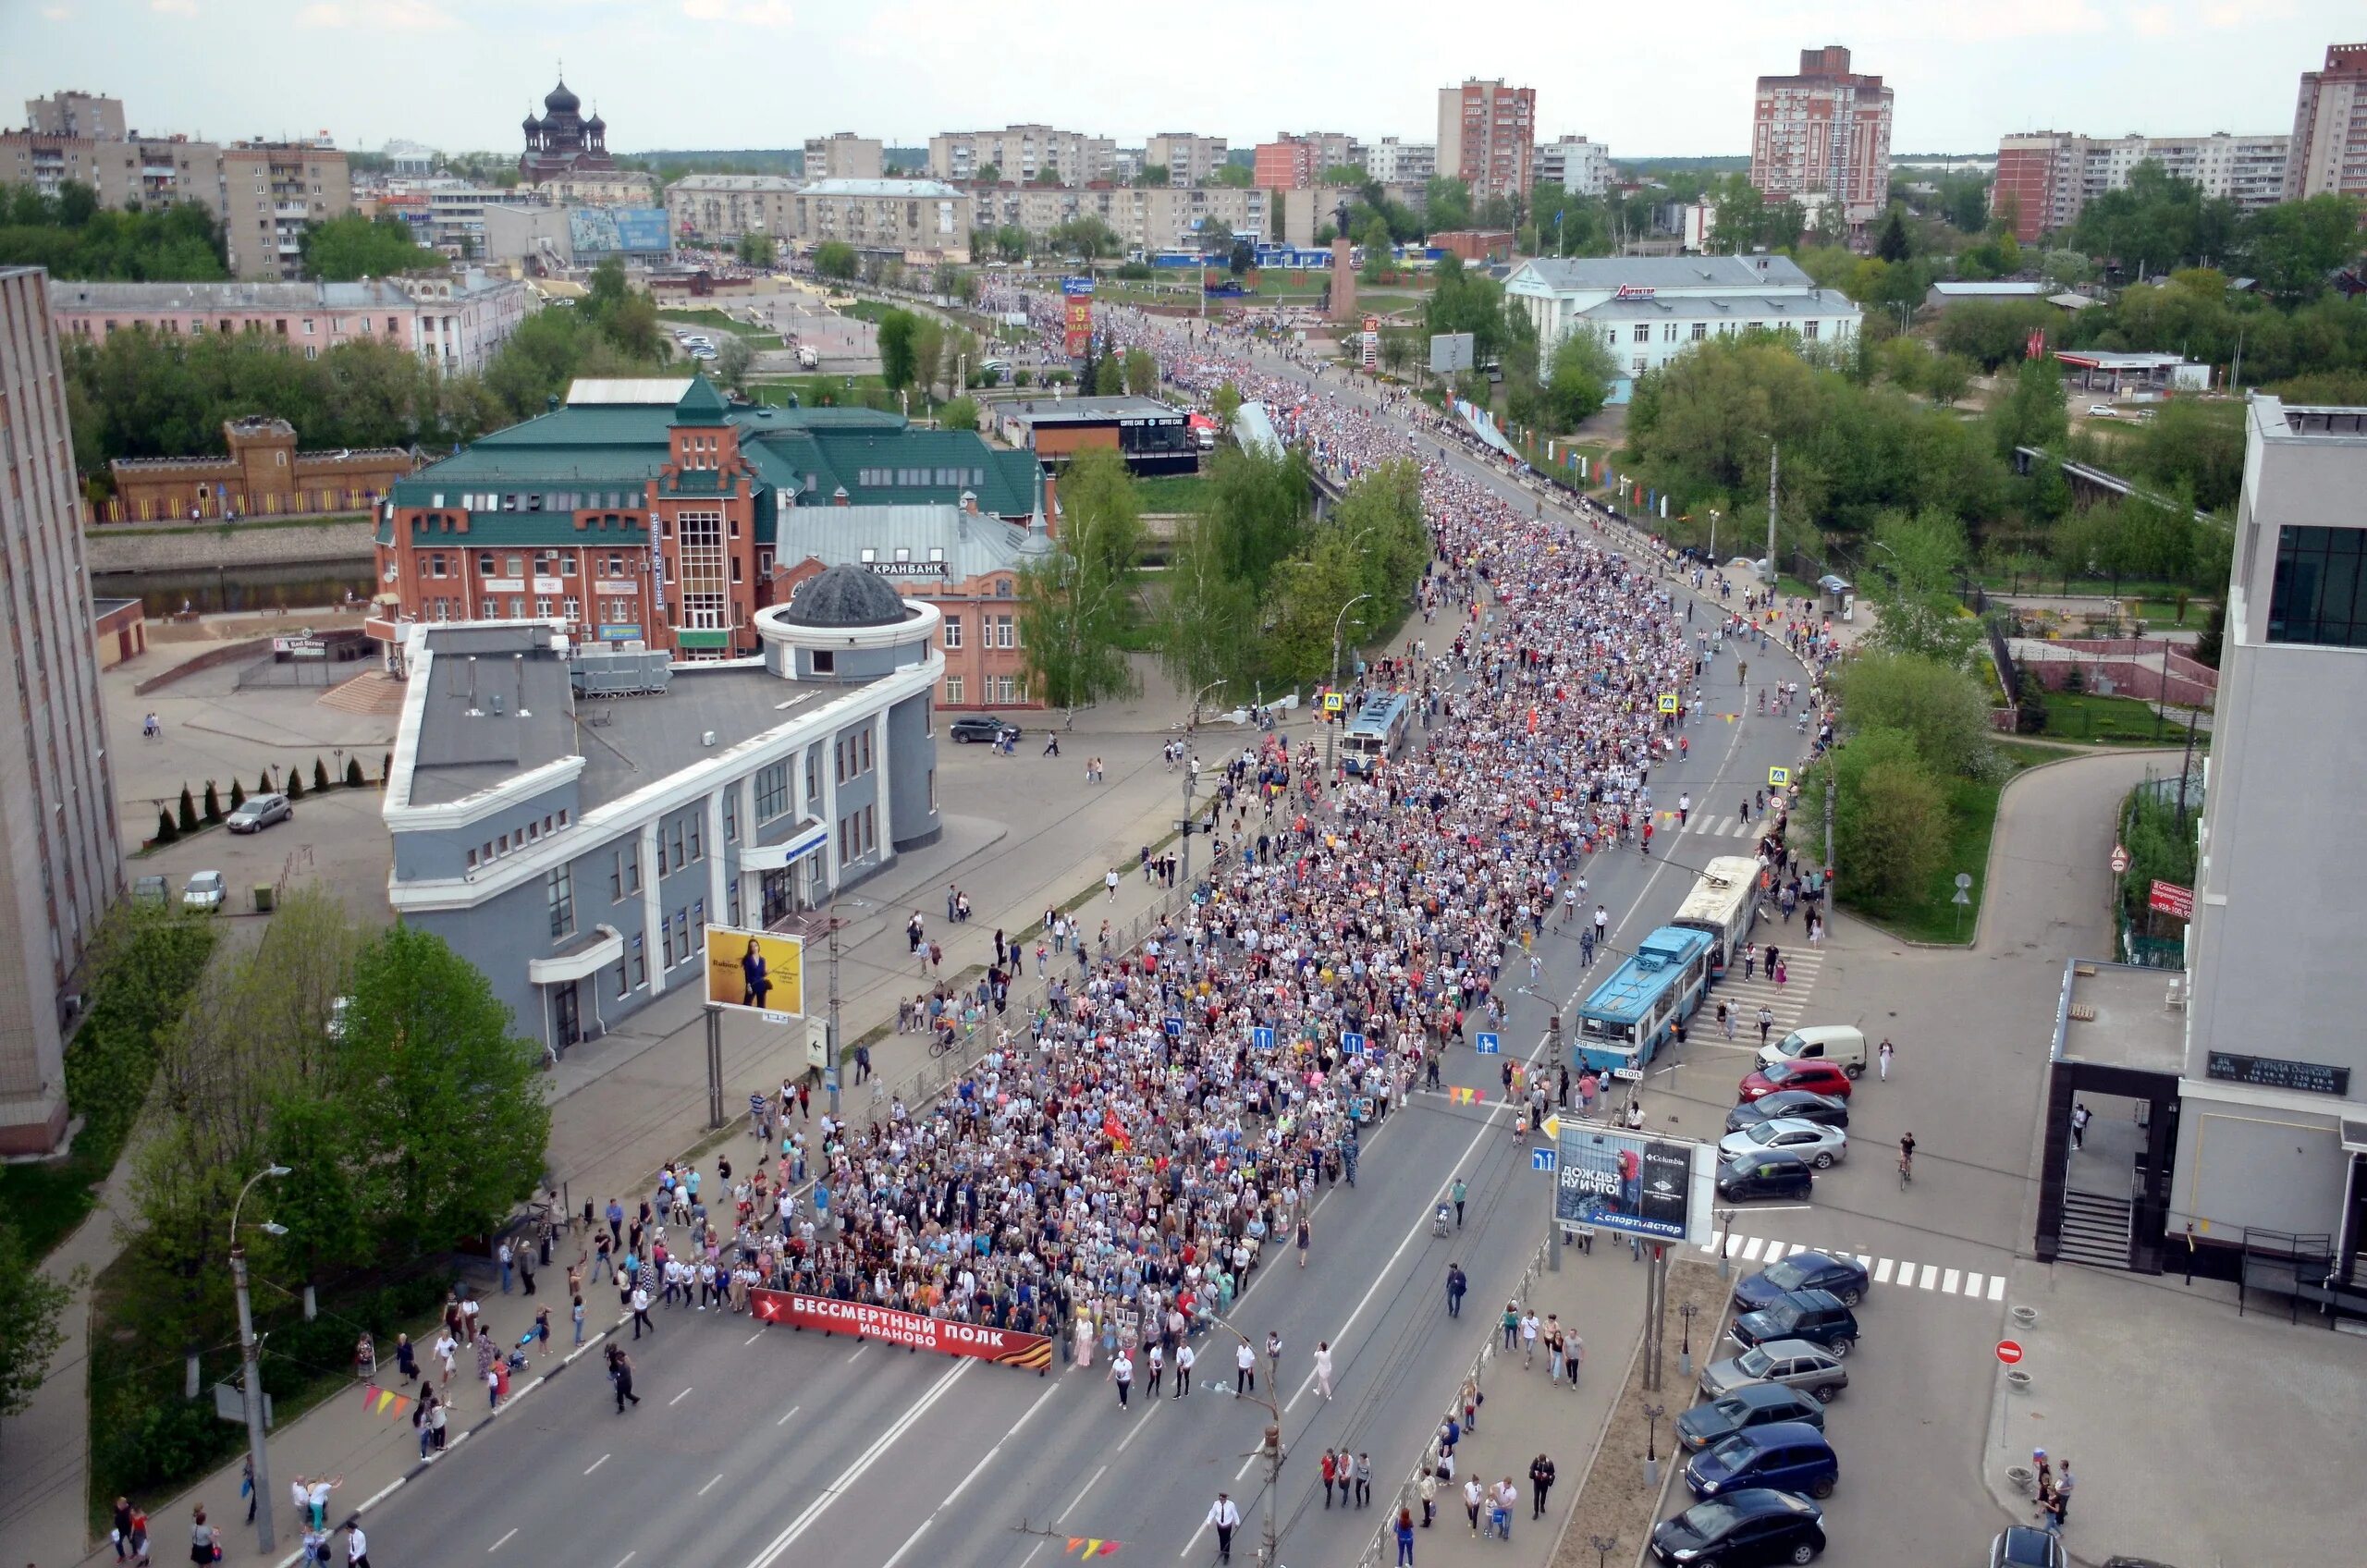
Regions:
[[176, 786, 198, 834], [228, 779, 245, 811], [285, 770, 304, 801], [256, 770, 273, 796], [313, 757, 330, 791], [153, 809, 178, 846], [201, 781, 221, 824], [92, 1397, 227, 1495], [345, 756, 364, 788]]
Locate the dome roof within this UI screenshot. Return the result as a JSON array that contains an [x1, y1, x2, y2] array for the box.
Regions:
[[544, 79, 580, 115], [522, 111, 542, 132], [586, 110, 606, 131], [782, 565, 910, 629]]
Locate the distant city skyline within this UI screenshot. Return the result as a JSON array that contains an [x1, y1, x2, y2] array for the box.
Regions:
[[1, 0, 2354, 164]]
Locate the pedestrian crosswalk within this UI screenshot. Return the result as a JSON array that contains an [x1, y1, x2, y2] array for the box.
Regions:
[[1699, 948, 1825, 1043], [1679, 814, 1768, 839], [1701, 1233, 2009, 1304]]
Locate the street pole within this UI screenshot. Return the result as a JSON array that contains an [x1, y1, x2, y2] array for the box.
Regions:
[[229, 1166, 289, 1554], [1764, 444, 1779, 585], [705, 1004, 724, 1129], [1326, 592, 1372, 778], [826, 903, 842, 1118], [1180, 762, 1195, 889]]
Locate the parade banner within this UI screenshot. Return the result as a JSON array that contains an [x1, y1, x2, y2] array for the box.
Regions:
[[750, 1289, 1054, 1371]]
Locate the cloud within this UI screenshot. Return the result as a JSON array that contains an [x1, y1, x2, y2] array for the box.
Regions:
[[296, 0, 458, 28], [150, 0, 197, 13], [685, 0, 790, 21]]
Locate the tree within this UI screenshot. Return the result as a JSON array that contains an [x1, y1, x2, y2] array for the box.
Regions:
[[1122, 347, 1157, 397], [1210, 381, 1244, 433], [876, 309, 918, 394], [1139, 163, 1170, 188], [1019, 449, 1142, 716], [1832, 652, 1994, 778], [812, 240, 858, 280], [177, 784, 198, 834], [0, 183, 228, 280], [735, 231, 779, 268], [1209, 163, 1254, 189], [334, 924, 549, 1256], [1543, 328, 1619, 428], [1093, 354, 1123, 396], [297, 213, 440, 282], [2068, 163, 2238, 276], [1424, 177, 1473, 234], [1830, 727, 1951, 903], [1933, 299, 2058, 370], [1923, 353, 1973, 408], [1875, 205, 1912, 263], [2240, 194, 2365, 301], [975, 164, 1000, 185], [1987, 353, 2069, 458], [713, 334, 754, 393], [1158, 507, 1260, 699], [0, 1221, 74, 1418], [910, 316, 945, 402], [1863, 507, 1978, 667]]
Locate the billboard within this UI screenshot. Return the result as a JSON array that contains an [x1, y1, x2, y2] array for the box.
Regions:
[[1062, 275, 1095, 358], [702, 925, 804, 1018], [1429, 332, 1475, 375], [750, 1290, 1054, 1371], [1554, 1122, 1714, 1244]]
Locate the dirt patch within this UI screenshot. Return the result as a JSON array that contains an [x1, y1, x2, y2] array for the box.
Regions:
[[1551, 1257, 1732, 1568]]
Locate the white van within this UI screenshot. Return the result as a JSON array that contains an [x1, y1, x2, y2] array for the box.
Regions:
[[1755, 1025, 1868, 1077]]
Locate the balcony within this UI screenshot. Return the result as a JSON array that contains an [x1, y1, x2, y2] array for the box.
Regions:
[[276, 202, 309, 218]]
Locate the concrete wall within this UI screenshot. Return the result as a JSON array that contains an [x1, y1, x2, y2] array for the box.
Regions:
[[392, 777, 579, 883], [886, 692, 939, 850], [83, 518, 377, 574], [2169, 1094, 2350, 1238]]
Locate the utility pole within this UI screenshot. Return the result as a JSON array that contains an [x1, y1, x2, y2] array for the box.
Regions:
[[826, 900, 843, 1117], [1764, 444, 1779, 585], [705, 1005, 723, 1128], [230, 1166, 290, 1554], [1179, 762, 1196, 888]]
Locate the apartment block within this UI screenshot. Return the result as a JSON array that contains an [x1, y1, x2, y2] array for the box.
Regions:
[[803, 133, 884, 181], [1145, 134, 1229, 187], [25, 90, 125, 141], [1363, 137, 1436, 185], [1437, 80, 1536, 202], [927, 125, 1114, 188], [1536, 136, 1612, 196], [1253, 132, 1359, 191], [789, 179, 973, 261], [1749, 45, 1893, 225], [965, 183, 1262, 253], [1996, 129, 2292, 241], [666, 174, 803, 244], [2286, 43, 2367, 199], [0, 268, 124, 1155]]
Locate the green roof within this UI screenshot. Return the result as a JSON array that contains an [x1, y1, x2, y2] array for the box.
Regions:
[[672, 374, 730, 425]]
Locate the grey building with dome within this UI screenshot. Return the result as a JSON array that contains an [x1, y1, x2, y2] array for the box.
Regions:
[[379, 566, 941, 1054]]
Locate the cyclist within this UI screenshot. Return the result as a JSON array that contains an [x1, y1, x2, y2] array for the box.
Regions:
[[1898, 1133, 1918, 1180]]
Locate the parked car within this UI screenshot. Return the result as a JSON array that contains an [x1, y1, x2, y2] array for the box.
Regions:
[[1989, 1527, 2066, 1568], [1675, 1383, 1827, 1452], [1650, 1488, 1825, 1565], [1738, 1060, 1854, 1102], [1717, 1150, 1816, 1203], [1685, 1421, 1838, 1501], [226, 792, 292, 834], [948, 715, 1021, 744], [1730, 1289, 1859, 1357], [182, 870, 227, 912], [1733, 1251, 1870, 1313], [1720, 1119, 1847, 1169], [1724, 1090, 1849, 1135], [1699, 1339, 1847, 1403], [133, 874, 169, 906], [1754, 1025, 1867, 1077], [2086, 403, 2117, 417]]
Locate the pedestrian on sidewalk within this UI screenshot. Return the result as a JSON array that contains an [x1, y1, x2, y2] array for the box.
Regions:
[[1521, 1309, 1539, 1366], [1234, 1337, 1255, 1395], [1444, 1263, 1466, 1317], [1453, 1177, 1466, 1228], [497, 1237, 514, 1293], [1395, 1507, 1417, 1565], [1355, 1452, 1373, 1506], [1464, 1477, 1484, 1535], [189, 1507, 220, 1567], [1312, 1340, 1333, 1401], [1501, 1301, 1519, 1351], [1878, 1038, 1894, 1081], [1418, 1471, 1437, 1527], [1529, 1453, 1557, 1518]]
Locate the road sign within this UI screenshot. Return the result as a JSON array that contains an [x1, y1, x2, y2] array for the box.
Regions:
[[1955, 873, 1973, 888], [1540, 1114, 1561, 1140], [1612, 1067, 1644, 1082], [1323, 692, 1346, 713], [1767, 766, 1792, 788], [1251, 1025, 1276, 1052], [1474, 1031, 1501, 1055], [1657, 693, 1679, 714], [2109, 842, 2130, 875], [1995, 1340, 2024, 1366], [1341, 1031, 1367, 1056], [1530, 1148, 1558, 1172], [1164, 1015, 1184, 1036]]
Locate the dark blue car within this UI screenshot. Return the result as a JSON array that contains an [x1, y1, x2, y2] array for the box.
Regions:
[[1733, 1250, 1870, 1314], [1729, 1289, 1860, 1357], [1650, 1487, 1825, 1565], [1684, 1421, 1839, 1501]]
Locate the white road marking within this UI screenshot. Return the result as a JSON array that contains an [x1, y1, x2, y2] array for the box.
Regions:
[[1741, 1236, 1765, 1260], [741, 1360, 971, 1568], [1059, 1465, 1109, 1525], [1965, 1272, 1984, 1298], [699, 1473, 724, 1498], [613, 1555, 635, 1568], [489, 1528, 518, 1552], [583, 1453, 609, 1476], [878, 1378, 1063, 1568], [1919, 1264, 1940, 1291], [776, 1403, 802, 1427], [1873, 1258, 1895, 1284], [744, 1330, 764, 1345], [669, 1385, 693, 1405], [847, 1343, 868, 1364], [1942, 1268, 1962, 1295], [1017, 1544, 1048, 1568], [356, 1476, 406, 1513], [1988, 1275, 2007, 1301]]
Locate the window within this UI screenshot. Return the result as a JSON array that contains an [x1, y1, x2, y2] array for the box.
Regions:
[[992, 614, 1015, 649], [611, 844, 641, 900], [1632, 357, 1647, 375], [1662, 322, 1678, 343], [943, 615, 963, 649], [687, 811, 703, 863], [676, 508, 726, 629], [1690, 322, 1707, 340], [429, 552, 447, 578], [615, 962, 631, 999], [1632, 324, 1650, 343], [927, 767, 937, 812], [754, 761, 790, 821], [667, 816, 687, 873], [1803, 321, 1820, 341], [723, 790, 738, 845], [546, 867, 574, 939], [2268, 525, 2367, 647]]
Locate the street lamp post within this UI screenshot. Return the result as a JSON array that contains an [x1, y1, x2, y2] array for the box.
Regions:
[[1325, 592, 1372, 777], [1210, 1317, 1283, 1566], [231, 1164, 291, 1552]]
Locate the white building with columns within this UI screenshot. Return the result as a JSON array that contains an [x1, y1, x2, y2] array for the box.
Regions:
[[1504, 254, 1860, 388]]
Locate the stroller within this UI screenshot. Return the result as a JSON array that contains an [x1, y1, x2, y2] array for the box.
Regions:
[[1432, 1203, 1453, 1239]]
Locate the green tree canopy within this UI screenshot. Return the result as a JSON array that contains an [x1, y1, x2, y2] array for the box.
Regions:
[[812, 239, 858, 279], [1018, 447, 1143, 713], [299, 214, 441, 281], [1830, 651, 1994, 778], [0, 181, 228, 280], [1828, 726, 1950, 904], [876, 308, 918, 392], [1543, 328, 1619, 429]]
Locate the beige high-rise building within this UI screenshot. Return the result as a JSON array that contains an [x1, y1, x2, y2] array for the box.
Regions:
[[0, 268, 123, 1155], [1749, 45, 1893, 226], [2286, 43, 2367, 199], [803, 133, 884, 180], [217, 142, 352, 281], [1437, 80, 1536, 201], [928, 125, 1115, 187], [1145, 134, 1229, 187], [25, 90, 126, 141]]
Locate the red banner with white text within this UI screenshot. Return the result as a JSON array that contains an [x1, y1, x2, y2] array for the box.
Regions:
[[750, 1289, 1054, 1370]]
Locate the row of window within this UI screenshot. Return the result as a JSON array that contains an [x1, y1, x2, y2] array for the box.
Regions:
[[941, 613, 1019, 650], [838, 803, 877, 865], [466, 807, 570, 872], [835, 727, 874, 785], [853, 466, 989, 489], [943, 673, 1024, 704], [1619, 318, 1829, 345], [451, 489, 644, 513]]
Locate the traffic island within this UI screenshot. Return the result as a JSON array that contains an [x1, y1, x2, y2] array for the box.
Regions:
[[1549, 1256, 1732, 1568]]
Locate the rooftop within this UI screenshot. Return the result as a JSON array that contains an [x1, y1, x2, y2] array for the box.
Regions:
[[2055, 961, 2187, 1076], [800, 178, 964, 199], [46, 272, 517, 312], [667, 173, 802, 192], [1000, 395, 1184, 425], [1510, 254, 1819, 293], [572, 665, 853, 813]]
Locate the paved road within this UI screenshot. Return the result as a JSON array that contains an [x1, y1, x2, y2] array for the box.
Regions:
[[349, 355, 1821, 1568]]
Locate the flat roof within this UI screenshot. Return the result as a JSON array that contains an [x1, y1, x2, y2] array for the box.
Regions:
[[2055, 350, 2194, 370], [1002, 395, 1184, 425], [2058, 961, 2187, 1075], [574, 665, 862, 811]]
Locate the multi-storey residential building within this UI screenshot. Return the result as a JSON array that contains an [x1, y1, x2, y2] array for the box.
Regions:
[[927, 126, 1114, 188], [0, 268, 124, 1155], [48, 269, 533, 376], [1362, 138, 1436, 185], [1252, 133, 1359, 191], [2286, 43, 2367, 199], [1535, 136, 1613, 196], [416, 184, 533, 258], [965, 183, 1263, 254], [217, 141, 353, 280], [0, 125, 223, 215], [788, 178, 972, 261], [803, 133, 884, 181], [1749, 45, 1893, 226], [1437, 80, 1536, 201], [1145, 134, 1229, 187], [1504, 254, 1860, 393], [24, 90, 125, 141], [666, 175, 802, 245], [1995, 130, 2294, 241]]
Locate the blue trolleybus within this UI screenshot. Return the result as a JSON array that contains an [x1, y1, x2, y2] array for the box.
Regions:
[[1573, 925, 1714, 1079]]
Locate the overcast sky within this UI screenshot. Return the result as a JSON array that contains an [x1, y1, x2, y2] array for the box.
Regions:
[[2, 0, 2353, 160]]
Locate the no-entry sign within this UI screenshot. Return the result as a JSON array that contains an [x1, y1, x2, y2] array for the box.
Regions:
[[1994, 1340, 2024, 1365], [2109, 843, 2130, 875]]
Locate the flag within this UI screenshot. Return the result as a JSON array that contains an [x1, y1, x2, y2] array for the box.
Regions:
[[1066, 1539, 1122, 1558], [1448, 1086, 1484, 1105]]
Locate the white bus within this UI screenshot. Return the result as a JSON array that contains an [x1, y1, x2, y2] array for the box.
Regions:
[[1670, 854, 1764, 979]]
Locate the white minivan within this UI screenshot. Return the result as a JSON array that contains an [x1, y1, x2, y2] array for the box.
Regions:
[[1755, 1024, 1868, 1078]]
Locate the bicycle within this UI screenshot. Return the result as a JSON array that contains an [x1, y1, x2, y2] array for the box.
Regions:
[[1897, 1154, 1913, 1190], [927, 1029, 960, 1060]]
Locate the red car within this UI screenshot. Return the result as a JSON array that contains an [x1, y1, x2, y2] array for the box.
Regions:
[[1739, 1059, 1856, 1102]]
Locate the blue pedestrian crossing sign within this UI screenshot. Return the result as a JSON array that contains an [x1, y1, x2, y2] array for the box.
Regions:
[[1164, 1015, 1185, 1037], [1768, 765, 1792, 788], [1251, 1025, 1276, 1052], [1530, 1148, 1558, 1171], [1474, 1032, 1502, 1055], [1341, 1031, 1367, 1056]]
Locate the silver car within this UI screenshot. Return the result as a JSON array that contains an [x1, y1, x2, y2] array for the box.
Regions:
[[1698, 1338, 1848, 1403], [226, 792, 292, 834], [1718, 1118, 1847, 1170]]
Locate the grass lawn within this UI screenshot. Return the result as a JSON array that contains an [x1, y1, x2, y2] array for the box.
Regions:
[[840, 299, 894, 324], [660, 307, 753, 332], [0, 1140, 114, 1257], [2039, 690, 2204, 746], [1134, 472, 1207, 513], [1836, 740, 2081, 945]]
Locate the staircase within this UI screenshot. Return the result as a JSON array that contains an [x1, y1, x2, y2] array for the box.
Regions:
[[2057, 1190, 2133, 1270]]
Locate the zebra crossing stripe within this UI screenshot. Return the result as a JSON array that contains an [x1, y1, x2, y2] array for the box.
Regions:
[[1942, 1268, 1962, 1295], [1699, 1234, 2012, 1306], [1987, 1275, 2006, 1302], [1872, 1258, 1895, 1284]]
